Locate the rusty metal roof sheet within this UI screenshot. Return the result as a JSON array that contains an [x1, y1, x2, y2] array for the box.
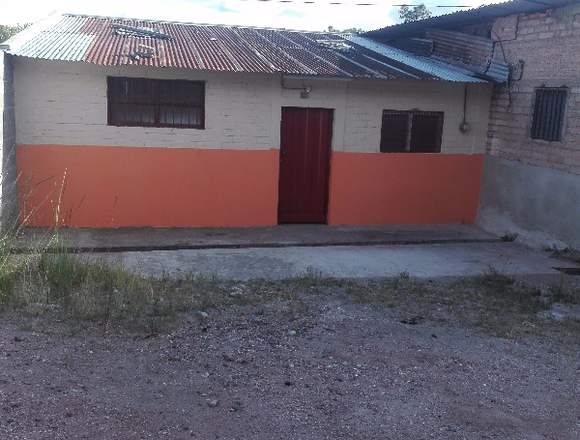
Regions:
[[5, 14, 487, 82]]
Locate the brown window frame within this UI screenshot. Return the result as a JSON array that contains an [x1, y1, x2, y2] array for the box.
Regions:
[[530, 87, 567, 142], [380, 110, 444, 153], [107, 77, 205, 129]]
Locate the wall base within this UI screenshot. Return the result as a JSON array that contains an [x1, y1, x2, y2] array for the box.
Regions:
[[478, 155, 580, 249], [17, 145, 486, 229], [328, 152, 484, 225], [17, 144, 279, 228]]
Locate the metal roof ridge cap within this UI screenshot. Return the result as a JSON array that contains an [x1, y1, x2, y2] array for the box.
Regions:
[[4, 12, 65, 53]]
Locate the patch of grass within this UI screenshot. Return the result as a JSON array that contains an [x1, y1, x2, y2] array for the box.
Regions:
[[339, 267, 565, 340], [547, 275, 580, 305], [293, 267, 326, 288], [0, 234, 220, 332], [474, 265, 516, 290], [1, 230, 578, 343]]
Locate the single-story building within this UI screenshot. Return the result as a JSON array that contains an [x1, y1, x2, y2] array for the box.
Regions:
[[1, 13, 497, 229]]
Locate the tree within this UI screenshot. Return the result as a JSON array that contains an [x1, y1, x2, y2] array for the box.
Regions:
[[326, 26, 364, 34], [399, 4, 432, 23], [0, 23, 30, 44], [342, 27, 364, 34]]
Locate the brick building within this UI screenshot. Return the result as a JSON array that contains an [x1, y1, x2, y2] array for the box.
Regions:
[[0, 14, 491, 229], [2, 3, 578, 248], [367, 0, 580, 248]]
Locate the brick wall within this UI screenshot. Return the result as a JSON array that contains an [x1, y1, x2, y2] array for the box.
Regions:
[[13, 58, 491, 154], [487, 3, 580, 174]]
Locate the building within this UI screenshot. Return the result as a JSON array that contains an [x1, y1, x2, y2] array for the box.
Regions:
[[0, 13, 494, 229], [366, 0, 580, 248]]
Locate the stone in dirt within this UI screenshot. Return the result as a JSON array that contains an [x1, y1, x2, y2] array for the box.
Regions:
[[400, 315, 424, 325], [206, 399, 219, 408]]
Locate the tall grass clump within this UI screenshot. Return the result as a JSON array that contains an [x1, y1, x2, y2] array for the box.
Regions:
[[0, 230, 185, 332]]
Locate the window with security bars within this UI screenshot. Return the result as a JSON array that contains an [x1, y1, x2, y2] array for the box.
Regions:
[[531, 88, 567, 142], [107, 77, 205, 129], [380, 110, 443, 153]]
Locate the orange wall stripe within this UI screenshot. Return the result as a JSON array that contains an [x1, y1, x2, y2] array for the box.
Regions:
[[327, 152, 484, 225], [17, 145, 484, 228], [17, 144, 279, 228]]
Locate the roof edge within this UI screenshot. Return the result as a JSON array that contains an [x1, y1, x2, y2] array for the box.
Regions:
[[61, 12, 346, 35], [3, 12, 64, 53]]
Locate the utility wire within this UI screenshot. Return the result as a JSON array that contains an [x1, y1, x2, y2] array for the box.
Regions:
[[239, 0, 471, 6]]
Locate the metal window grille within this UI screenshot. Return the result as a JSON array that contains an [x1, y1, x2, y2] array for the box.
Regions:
[[531, 88, 567, 142], [107, 77, 205, 129], [380, 110, 443, 153]]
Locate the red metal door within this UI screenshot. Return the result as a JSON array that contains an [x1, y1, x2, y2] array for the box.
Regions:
[[278, 107, 333, 224]]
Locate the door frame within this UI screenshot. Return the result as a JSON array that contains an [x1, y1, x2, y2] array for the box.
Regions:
[[277, 106, 334, 224]]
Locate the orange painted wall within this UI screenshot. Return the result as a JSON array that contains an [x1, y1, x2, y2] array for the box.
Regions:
[[17, 145, 483, 228], [16, 144, 279, 228], [327, 152, 484, 225]]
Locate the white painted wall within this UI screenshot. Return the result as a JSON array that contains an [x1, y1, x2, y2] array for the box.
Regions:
[[0, 52, 4, 152], [13, 58, 492, 154]]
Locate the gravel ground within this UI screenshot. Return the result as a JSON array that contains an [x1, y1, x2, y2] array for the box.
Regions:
[[0, 284, 579, 440]]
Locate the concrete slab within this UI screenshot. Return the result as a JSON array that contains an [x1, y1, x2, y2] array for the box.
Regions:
[[101, 242, 576, 281], [15, 224, 498, 252]]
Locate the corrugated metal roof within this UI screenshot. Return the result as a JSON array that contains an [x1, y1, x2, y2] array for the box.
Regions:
[[5, 14, 487, 83], [346, 36, 484, 83], [365, 0, 579, 39]]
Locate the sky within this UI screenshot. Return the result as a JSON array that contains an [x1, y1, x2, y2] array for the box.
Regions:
[[1, 0, 501, 32]]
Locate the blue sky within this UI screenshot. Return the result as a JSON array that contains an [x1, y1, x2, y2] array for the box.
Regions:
[[2, 0, 499, 31]]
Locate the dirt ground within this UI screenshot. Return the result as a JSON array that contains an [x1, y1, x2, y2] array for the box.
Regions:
[[0, 277, 579, 440]]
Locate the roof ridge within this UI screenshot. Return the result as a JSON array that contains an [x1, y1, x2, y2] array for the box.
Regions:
[[61, 12, 344, 35]]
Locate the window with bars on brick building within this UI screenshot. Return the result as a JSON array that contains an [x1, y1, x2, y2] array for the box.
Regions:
[[380, 110, 444, 153], [531, 88, 567, 142], [107, 77, 205, 129]]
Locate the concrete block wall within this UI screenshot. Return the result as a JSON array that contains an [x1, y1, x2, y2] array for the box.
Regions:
[[487, 3, 580, 175], [11, 57, 492, 228], [13, 58, 492, 154], [13, 59, 278, 150], [1, 52, 18, 228]]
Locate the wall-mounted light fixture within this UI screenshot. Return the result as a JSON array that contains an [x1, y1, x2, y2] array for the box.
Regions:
[[300, 86, 312, 99], [281, 76, 313, 99]]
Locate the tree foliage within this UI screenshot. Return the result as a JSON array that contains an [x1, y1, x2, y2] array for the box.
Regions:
[[399, 4, 432, 23], [327, 26, 364, 34], [0, 23, 30, 44]]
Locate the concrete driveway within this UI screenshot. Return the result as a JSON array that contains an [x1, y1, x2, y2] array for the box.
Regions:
[[103, 242, 573, 280]]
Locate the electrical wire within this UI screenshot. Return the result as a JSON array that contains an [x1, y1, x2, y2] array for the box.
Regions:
[[239, 0, 472, 6]]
